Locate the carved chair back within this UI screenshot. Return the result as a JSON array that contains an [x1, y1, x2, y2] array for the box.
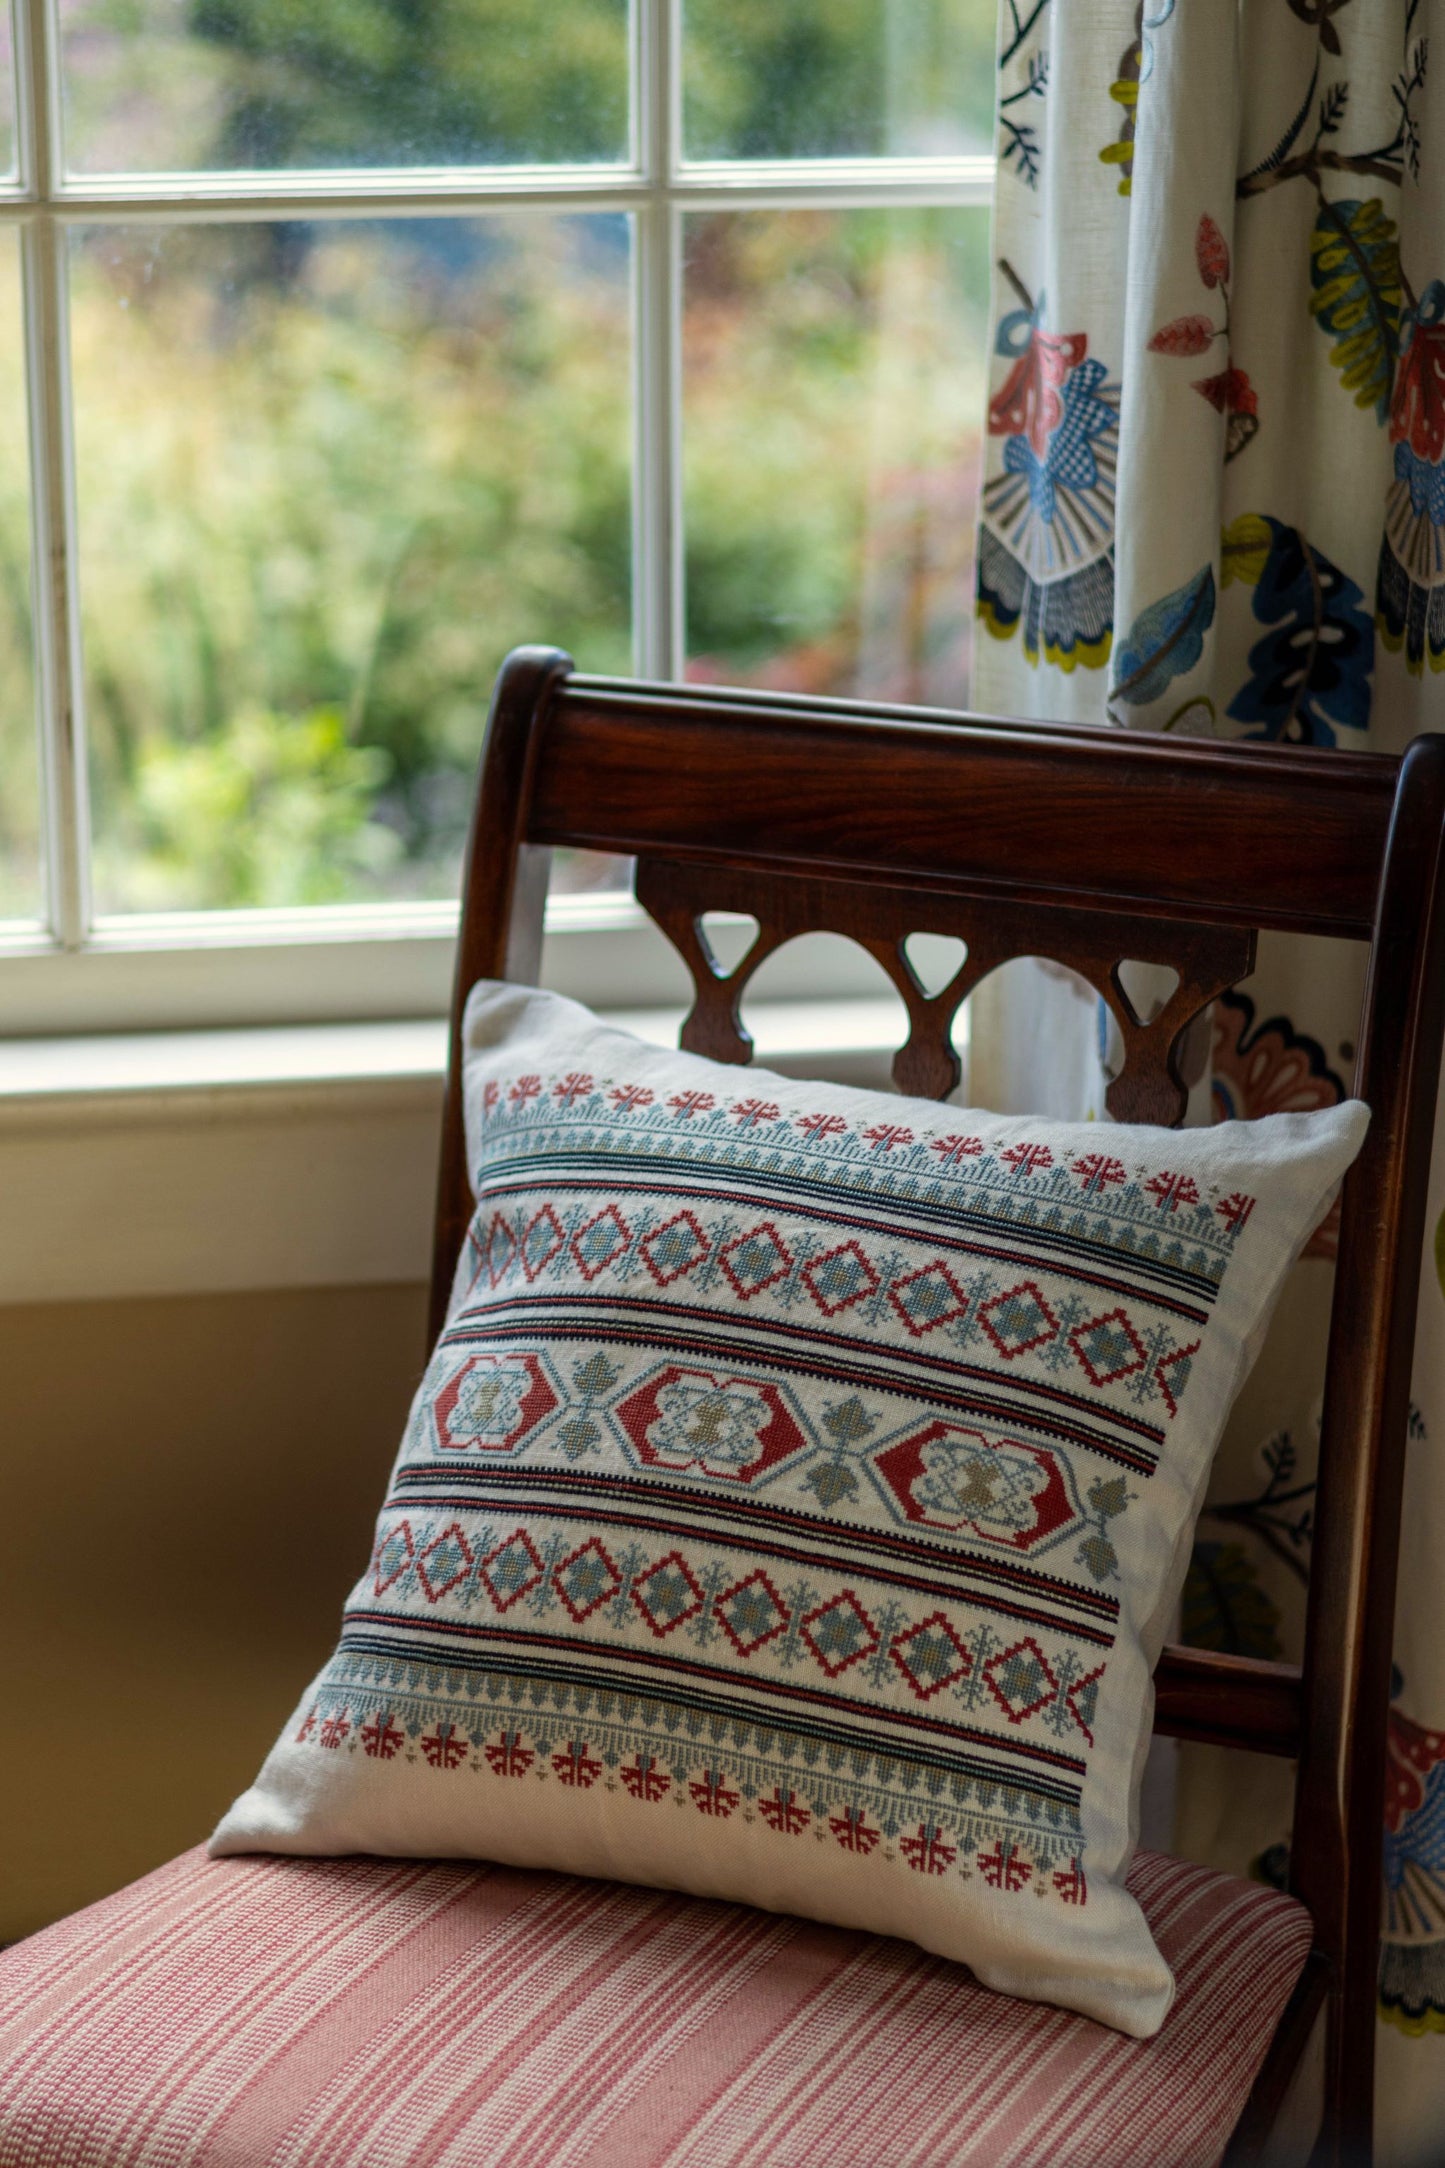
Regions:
[[430, 647, 1445, 2160]]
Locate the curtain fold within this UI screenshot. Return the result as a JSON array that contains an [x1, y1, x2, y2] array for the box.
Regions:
[[976, 5, 1444, 2157]]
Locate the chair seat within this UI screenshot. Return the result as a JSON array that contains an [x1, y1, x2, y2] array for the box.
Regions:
[[0, 1845, 1310, 2168]]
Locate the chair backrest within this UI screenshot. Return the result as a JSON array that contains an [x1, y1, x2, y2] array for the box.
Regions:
[[432, 645, 1445, 2145]]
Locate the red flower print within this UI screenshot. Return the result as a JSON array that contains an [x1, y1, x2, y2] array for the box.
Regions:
[[829, 1805, 882, 1854], [422, 1724, 468, 1771], [552, 1740, 602, 1788], [295, 1707, 318, 1743], [319, 1708, 351, 1750], [689, 1768, 740, 1818], [552, 1072, 594, 1105], [609, 1083, 654, 1112], [483, 1730, 533, 1777], [668, 1089, 716, 1119], [619, 1754, 671, 1803], [1391, 295, 1445, 464], [977, 1840, 1033, 1892], [1215, 1191, 1256, 1235], [1145, 1170, 1200, 1213], [1053, 1857, 1088, 1905], [1000, 1142, 1053, 1177], [796, 1112, 848, 1142], [930, 1134, 983, 1165], [360, 1713, 404, 1760], [482, 1080, 500, 1114], [988, 321, 1088, 460], [508, 1075, 541, 1105], [758, 1787, 811, 1835], [1073, 1152, 1126, 1193], [900, 1821, 957, 1876], [730, 1098, 781, 1128], [863, 1123, 914, 1154]]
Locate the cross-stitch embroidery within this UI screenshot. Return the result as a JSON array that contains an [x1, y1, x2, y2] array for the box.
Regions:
[[295, 1068, 1265, 1903]]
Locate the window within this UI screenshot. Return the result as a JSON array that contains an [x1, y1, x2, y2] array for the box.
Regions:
[[3, 1, 994, 1035]]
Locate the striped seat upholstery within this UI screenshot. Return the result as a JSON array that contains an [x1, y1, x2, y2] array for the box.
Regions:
[[0, 1846, 1309, 2168]]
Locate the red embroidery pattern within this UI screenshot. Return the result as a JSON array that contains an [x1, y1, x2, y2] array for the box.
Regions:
[[423, 1724, 467, 1770], [690, 1768, 741, 1817], [360, 1713, 403, 1760]]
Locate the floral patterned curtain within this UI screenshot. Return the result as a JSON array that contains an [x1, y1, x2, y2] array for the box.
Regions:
[[975, 2, 1444, 2157]]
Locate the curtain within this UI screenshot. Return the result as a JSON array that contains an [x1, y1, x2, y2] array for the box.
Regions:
[[975, 3, 1444, 2157]]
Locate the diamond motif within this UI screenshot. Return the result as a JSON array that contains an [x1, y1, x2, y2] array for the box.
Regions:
[[416, 1521, 474, 1603], [719, 1221, 792, 1300], [800, 1591, 880, 1678], [1069, 1306, 1148, 1386], [984, 1636, 1059, 1724], [373, 1519, 414, 1597], [890, 1612, 972, 1701], [570, 1205, 630, 1282], [801, 1240, 880, 1317], [977, 1280, 1058, 1359], [713, 1569, 790, 1656], [888, 1261, 970, 1337], [631, 1551, 706, 1637], [554, 1538, 622, 1622], [639, 1210, 710, 1287], [520, 1205, 566, 1282], [480, 1529, 545, 1612], [482, 1213, 516, 1288]]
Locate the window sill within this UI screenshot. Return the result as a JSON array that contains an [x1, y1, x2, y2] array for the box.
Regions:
[[0, 999, 914, 1307]]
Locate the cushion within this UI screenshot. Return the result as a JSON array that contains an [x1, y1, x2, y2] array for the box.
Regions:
[[212, 981, 1365, 2036], [0, 1845, 1312, 2167]]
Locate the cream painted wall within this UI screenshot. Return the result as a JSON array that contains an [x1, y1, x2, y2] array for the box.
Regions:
[[1, 1281, 428, 1943]]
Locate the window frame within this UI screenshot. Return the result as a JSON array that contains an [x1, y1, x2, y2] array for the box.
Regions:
[[1, 0, 993, 1035]]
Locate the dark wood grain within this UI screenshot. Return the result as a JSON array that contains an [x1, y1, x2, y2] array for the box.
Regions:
[[429, 644, 571, 1344], [1153, 1646, 1302, 1756], [633, 857, 1254, 1122], [433, 648, 1445, 2167], [533, 680, 1397, 937]]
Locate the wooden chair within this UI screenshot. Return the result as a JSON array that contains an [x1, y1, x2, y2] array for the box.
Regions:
[[432, 648, 1445, 2165], [2, 648, 1442, 2168]]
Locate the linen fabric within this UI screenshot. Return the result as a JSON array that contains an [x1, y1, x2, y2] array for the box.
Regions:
[[0, 1843, 1312, 2168], [974, 0, 1444, 2140], [213, 982, 1365, 2036]]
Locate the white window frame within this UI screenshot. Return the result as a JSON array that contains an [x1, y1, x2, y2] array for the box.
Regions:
[[1, 0, 992, 1037]]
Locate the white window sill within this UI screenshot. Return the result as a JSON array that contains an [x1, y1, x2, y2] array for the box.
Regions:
[[0, 1000, 917, 1306]]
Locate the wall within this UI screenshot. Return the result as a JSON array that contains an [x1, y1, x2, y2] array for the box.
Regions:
[[1, 1281, 427, 1943]]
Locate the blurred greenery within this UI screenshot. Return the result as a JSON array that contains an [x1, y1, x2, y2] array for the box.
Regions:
[[117, 706, 398, 908], [683, 0, 997, 161], [0, 5, 996, 919]]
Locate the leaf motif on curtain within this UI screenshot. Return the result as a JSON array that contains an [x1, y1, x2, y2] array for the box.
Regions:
[[1109, 567, 1216, 709], [1221, 514, 1374, 744], [1309, 196, 1404, 420]]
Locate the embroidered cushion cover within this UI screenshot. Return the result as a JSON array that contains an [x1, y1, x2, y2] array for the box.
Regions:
[[212, 982, 1367, 2037]]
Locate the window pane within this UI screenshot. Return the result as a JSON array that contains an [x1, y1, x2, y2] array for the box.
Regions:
[[73, 216, 632, 914], [0, 11, 16, 182], [683, 209, 987, 706], [59, 0, 629, 176], [0, 228, 38, 921], [683, 1, 996, 162]]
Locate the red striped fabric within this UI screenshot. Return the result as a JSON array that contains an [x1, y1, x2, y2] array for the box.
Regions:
[[0, 1846, 1310, 2167]]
